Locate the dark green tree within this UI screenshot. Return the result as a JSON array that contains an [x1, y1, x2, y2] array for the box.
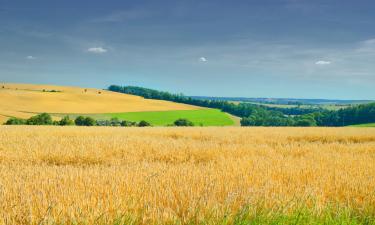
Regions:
[[110, 117, 121, 126], [59, 116, 74, 126], [174, 118, 194, 126], [121, 120, 137, 127], [84, 117, 96, 126], [75, 116, 86, 126], [4, 117, 26, 125], [138, 120, 151, 127], [26, 113, 53, 125]]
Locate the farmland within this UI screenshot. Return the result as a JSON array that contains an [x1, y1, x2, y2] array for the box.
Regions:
[[0, 126, 374, 224], [107, 109, 234, 126], [0, 84, 237, 126], [56, 109, 234, 126], [0, 83, 200, 123]]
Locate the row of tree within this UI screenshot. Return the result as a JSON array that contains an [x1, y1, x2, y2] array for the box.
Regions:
[[108, 85, 276, 118], [4, 113, 196, 127], [108, 85, 375, 127], [3, 113, 152, 127]]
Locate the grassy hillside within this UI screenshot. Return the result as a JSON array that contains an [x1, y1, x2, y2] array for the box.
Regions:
[[0, 83, 236, 126], [0, 83, 201, 123]]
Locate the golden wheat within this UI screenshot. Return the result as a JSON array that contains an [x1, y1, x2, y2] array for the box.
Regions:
[[0, 126, 374, 224], [0, 83, 199, 123]]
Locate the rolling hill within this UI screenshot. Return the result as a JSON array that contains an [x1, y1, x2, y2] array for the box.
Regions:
[[0, 83, 234, 126]]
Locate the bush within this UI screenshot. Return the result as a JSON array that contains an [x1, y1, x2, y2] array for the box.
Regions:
[[75, 116, 86, 126], [138, 120, 151, 127], [121, 120, 137, 127], [84, 117, 96, 126], [75, 116, 96, 126], [96, 119, 138, 127], [26, 113, 53, 125], [96, 120, 111, 126], [174, 118, 194, 126], [110, 117, 121, 126], [4, 117, 26, 125], [59, 116, 74, 126]]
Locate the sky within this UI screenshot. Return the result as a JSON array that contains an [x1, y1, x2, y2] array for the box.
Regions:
[[1, 0, 375, 99]]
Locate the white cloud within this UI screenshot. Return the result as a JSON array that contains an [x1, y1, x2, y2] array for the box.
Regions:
[[26, 56, 36, 60], [87, 47, 108, 54], [315, 60, 331, 65], [357, 38, 375, 53], [199, 57, 207, 62]]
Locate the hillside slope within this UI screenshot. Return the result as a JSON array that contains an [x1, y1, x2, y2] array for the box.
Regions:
[[0, 83, 200, 123]]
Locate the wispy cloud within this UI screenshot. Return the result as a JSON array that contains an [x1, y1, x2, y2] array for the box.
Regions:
[[87, 47, 108, 54], [92, 10, 150, 23], [315, 60, 331, 65], [356, 38, 375, 53], [26, 55, 36, 60], [199, 57, 207, 62]]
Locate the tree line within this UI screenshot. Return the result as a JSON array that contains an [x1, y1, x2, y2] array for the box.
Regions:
[[108, 85, 375, 127], [4, 113, 196, 127]]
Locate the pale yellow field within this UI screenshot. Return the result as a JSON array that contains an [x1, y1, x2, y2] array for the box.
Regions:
[[0, 126, 374, 224], [0, 83, 199, 123]]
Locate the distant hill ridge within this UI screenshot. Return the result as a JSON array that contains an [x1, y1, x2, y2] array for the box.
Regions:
[[109, 85, 375, 127], [189, 96, 374, 105]]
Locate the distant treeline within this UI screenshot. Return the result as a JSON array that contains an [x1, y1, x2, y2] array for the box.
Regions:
[[108, 85, 375, 127], [4, 113, 152, 127], [190, 96, 372, 105], [4, 113, 196, 127]]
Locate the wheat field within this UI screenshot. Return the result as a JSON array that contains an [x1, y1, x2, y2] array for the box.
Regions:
[[0, 83, 199, 123], [0, 126, 374, 224]]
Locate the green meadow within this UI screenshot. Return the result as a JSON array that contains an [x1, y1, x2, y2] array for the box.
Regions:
[[107, 109, 234, 126], [56, 109, 235, 126]]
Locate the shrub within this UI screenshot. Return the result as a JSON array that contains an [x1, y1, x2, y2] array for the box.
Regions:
[[96, 120, 111, 126], [138, 120, 151, 127], [74, 116, 96, 126], [75, 116, 86, 126], [110, 118, 121, 126], [96, 119, 138, 127], [26, 113, 53, 125], [4, 117, 26, 125], [59, 116, 74, 126], [174, 118, 194, 126], [121, 120, 137, 127], [84, 117, 96, 126]]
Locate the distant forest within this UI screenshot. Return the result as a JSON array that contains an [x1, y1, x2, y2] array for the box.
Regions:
[[190, 96, 372, 105], [108, 85, 375, 127]]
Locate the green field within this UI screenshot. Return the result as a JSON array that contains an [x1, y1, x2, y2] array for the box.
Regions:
[[107, 109, 234, 126], [56, 109, 235, 126], [349, 123, 375, 127]]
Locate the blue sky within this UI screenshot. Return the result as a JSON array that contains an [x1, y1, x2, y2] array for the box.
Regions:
[[1, 0, 375, 99]]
